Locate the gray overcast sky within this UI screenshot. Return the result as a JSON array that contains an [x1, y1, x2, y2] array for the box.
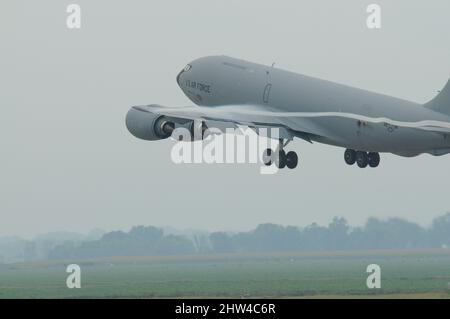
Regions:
[[1, 0, 449, 238]]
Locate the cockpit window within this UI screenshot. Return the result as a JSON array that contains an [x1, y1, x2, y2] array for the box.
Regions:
[[184, 64, 192, 72]]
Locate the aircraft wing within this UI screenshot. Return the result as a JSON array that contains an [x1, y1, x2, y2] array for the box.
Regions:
[[131, 104, 330, 142], [129, 103, 450, 146]]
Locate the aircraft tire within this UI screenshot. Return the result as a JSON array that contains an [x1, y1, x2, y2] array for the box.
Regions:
[[344, 149, 356, 165], [368, 152, 380, 168], [286, 151, 298, 169], [356, 151, 368, 168]]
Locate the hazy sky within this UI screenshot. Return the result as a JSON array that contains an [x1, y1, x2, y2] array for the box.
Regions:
[[1, 0, 449, 237]]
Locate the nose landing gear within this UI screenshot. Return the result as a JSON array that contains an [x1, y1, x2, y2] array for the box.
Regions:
[[345, 149, 380, 168], [263, 139, 298, 169], [285, 151, 298, 169]]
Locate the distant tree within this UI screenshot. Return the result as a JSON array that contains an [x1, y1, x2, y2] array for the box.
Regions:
[[300, 223, 329, 250], [248, 224, 301, 252], [327, 217, 350, 250], [128, 226, 164, 255], [48, 226, 197, 259], [209, 232, 235, 253], [129, 226, 163, 242], [429, 212, 450, 247], [359, 217, 425, 249], [23, 241, 38, 261], [47, 241, 77, 259], [45, 213, 450, 260], [154, 235, 195, 255]]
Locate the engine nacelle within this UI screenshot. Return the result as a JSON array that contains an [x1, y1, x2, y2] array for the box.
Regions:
[[125, 107, 174, 141]]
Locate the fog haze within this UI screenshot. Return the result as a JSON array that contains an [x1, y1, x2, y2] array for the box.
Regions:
[[1, 0, 449, 237]]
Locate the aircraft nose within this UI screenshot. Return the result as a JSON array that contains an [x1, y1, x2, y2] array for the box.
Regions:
[[176, 69, 184, 87]]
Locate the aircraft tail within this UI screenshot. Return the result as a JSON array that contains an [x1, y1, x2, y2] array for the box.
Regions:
[[425, 77, 450, 115]]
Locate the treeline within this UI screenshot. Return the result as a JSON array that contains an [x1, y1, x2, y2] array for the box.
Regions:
[[48, 226, 198, 259], [0, 230, 104, 263], [46, 213, 450, 260]]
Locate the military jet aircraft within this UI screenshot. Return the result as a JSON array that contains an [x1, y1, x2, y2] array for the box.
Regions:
[[126, 56, 450, 169]]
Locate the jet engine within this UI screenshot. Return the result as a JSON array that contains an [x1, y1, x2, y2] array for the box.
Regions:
[[126, 107, 209, 141], [125, 107, 175, 141]]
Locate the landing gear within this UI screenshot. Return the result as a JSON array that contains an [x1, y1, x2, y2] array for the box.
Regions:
[[345, 149, 380, 168], [262, 139, 298, 170], [286, 151, 298, 169], [356, 151, 368, 168], [275, 150, 287, 169], [368, 152, 380, 168], [344, 149, 356, 165]]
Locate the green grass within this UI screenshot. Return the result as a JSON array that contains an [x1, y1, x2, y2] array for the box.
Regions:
[[0, 249, 449, 298]]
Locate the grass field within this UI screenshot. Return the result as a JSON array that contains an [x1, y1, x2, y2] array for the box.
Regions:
[[0, 249, 449, 298]]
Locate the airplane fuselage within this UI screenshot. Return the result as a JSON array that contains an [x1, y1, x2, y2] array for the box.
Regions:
[[176, 56, 450, 157]]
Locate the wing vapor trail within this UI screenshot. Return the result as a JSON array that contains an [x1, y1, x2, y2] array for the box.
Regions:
[[137, 105, 450, 133]]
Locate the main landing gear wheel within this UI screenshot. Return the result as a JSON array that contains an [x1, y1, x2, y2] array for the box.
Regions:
[[345, 149, 381, 168], [356, 151, 368, 168], [344, 149, 356, 165], [368, 152, 380, 168]]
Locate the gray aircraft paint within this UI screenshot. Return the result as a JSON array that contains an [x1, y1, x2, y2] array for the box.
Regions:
[[128, 55, 450, 157]]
